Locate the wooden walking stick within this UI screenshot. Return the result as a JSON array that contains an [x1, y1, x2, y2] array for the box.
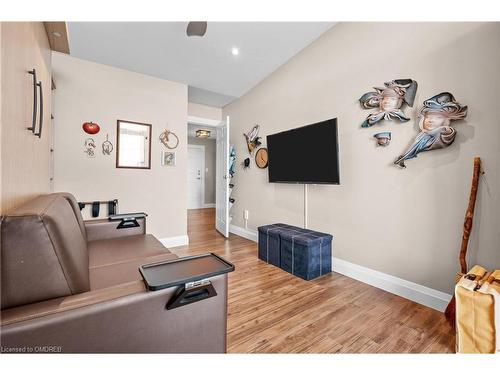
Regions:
[[444, 157, 482, 324]]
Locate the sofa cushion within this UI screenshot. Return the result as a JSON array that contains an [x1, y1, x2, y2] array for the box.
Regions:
[[88, 234, 172, 268], [88, 234, 178, 290], [90, 252, 178, 290], [1, 193, 90, 309]]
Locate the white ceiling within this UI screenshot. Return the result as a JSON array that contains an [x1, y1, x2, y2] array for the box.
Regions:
[[67, 22, 335, 107]]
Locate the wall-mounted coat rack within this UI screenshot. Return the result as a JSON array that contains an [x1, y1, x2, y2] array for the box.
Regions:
[[26, 68, 43, 138]]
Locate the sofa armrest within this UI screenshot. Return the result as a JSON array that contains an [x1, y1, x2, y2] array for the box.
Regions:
[[0, 281, 146, 326], [84, 217, 146, 241], [0, 274, 228, 353]]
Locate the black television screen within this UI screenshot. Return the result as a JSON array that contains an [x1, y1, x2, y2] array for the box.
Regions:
[[267, 118, 340, 184]]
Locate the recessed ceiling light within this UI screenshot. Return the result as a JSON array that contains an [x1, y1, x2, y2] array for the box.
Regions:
[[231, 47, 239, 56], [51, 31, 62, 38]]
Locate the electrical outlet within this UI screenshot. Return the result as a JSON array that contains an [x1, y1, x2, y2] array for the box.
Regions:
[[243, 210, 249, 220]]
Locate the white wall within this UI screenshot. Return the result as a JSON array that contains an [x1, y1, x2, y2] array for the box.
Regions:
[[223, 22, 500, 294], [188, 102, 222, 122], [52, 53, 188, 240]]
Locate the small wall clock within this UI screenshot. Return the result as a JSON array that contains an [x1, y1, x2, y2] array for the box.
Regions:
[[255, 147, 269, 169]]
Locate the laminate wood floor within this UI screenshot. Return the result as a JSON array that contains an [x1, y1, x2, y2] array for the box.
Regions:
[[171, 208, 455, 353]]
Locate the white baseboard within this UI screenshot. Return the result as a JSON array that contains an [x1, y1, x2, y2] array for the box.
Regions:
[[159, 235, 189, 248], [332, 258, 452, 312], [229, 224, 258, 242], [228, 224, 452, 312]]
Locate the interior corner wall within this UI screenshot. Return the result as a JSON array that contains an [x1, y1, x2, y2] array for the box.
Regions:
[[52, 53, 188, 240], [223, 22, 500, 294], [187, 137, 216, 204]]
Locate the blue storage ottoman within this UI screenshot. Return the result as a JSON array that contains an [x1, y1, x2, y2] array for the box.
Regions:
[[257, 223, 300, 267], [280, 229, 332, 280]]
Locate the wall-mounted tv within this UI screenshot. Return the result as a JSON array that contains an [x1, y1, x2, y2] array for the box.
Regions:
[[267, 118, 340, 184]]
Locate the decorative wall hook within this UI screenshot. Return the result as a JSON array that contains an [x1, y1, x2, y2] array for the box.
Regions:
[[159, 129, 179, 149], [102, 134, 113, 155]]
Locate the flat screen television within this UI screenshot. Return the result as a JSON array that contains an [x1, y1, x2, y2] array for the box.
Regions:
[[267, 118, 340, 184]]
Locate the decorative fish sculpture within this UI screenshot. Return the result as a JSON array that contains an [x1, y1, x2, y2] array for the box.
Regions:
[[359, 79, 418, 128], [394, 92, 468, 168], [374, 132, 391, 146]]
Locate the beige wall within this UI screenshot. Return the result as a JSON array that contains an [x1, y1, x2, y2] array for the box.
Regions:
[[1, 22, 52, 213], [188, 137, 216, 204], [52, 53, 188, 239], [223, 22, 500, 293], [188, 102, 222, 122]]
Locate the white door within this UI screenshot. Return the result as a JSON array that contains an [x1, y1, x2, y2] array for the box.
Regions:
[[187, 145, 205, 209], [216, 116, 230, 237]]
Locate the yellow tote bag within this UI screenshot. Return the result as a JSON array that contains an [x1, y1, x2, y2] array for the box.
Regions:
[[456, 265, 500, 353]]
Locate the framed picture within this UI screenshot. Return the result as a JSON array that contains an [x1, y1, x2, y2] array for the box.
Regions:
[[116, 119, 152, 169], [161, 151, 176, 167]]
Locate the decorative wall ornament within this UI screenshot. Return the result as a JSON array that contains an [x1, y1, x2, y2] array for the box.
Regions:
[[229, 146, 236, 177], [359, 79, 418, 127], [84, 138, 96, 158], [159, 129, 179, 149], [161, 151, 176, 166], [102, 134, 113, 155], [244, 124, 261, 154], [394, 92, 468, 168], [243, 157, 250, 169], [82, 121, 100, 135], [373, 132, 391, 147]]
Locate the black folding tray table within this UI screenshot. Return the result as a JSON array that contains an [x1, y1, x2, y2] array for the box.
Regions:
[[139, 253, 235, 310]]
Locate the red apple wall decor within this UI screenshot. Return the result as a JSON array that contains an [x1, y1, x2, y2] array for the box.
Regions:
[[82, 121, 100, 135]]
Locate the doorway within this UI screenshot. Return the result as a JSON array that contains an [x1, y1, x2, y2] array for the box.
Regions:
[[187, 117, 230, 238], [187, 144, 205, 209]]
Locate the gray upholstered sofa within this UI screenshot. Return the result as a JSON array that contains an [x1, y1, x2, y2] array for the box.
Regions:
[[0, 193, 228, 353]]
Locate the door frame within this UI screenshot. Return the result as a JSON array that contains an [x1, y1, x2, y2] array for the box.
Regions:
[[215, 116, 230, 238], [187, 115, 223, 214], [187, 144, 206, 209]]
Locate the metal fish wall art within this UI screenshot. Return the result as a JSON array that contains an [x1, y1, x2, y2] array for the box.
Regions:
[[374, 132, 391, 146], [359, 79, 418, 128], [394, 92, 468, 168]]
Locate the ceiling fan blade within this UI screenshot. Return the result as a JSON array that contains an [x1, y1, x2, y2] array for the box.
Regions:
[[186, 22, 207, 37]]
